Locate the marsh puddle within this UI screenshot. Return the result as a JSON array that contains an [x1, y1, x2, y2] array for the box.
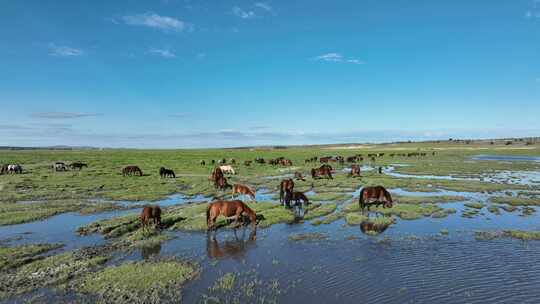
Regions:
[[384, 166, 540, 186], [5, 176, 540, 303], [0, 210, 133, 250], [472, 155, 540, 162]]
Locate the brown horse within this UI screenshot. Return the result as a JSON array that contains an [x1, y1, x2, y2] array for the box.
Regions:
[[206, 200, 258, 231], [311, 165, 333, 179], [359, 186, 393, 212], [279, 178, 295, 204], [140, 205, 162, 231], [232, 184, 256, 200], [122, 165, 143, 176], [349, 165, 361, 177], [284, 191, 310, 207]]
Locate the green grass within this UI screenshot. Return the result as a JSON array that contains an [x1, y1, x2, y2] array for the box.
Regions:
[[303, 203, 337, 220], [393, 195, 466, 204], [0, 200, 122, 226], [78, 259, 199, 302], [288, 233, 328, 241], [475, 230, 540, 241], [490, 197, 540, 206], [0, 250, 108, 297], [210, 272, 237, 292], [464, 202, 484, 209], [0, 243, 62, 271]]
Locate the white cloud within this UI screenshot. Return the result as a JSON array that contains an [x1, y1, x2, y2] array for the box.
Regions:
[[254, 2, 272, 12], [314, 53, 365, 65], [232, 6, 256, 19], [122, 12, 186, 31], [48, 44, 83, 57], [31, 112, 101, 119], [149, 48, 176, 58]]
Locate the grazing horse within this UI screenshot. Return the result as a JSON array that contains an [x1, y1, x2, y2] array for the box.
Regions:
[[7, 164, 23, 174], [122, 165, 143, 176], [279, 178, 295, 204], [140, 205, 162, 231], [69, 162, 88, 170], [284, 191, 310, 207], [159, 167, 176, 178], [294, 171, 305, 181], [232, 184, 256, 201], [311, 165, 333, 179], [206, 200, 258, 231], [0, 164, 8, 175], [359, 186, 393, 212], [219, 165, 236, 175], [254, 157, 265, 164], [280, 159, 293, 166], [216, 176, 232, 190], [244, 160, 252, 166], [54, 162, 67, 172], [200, 160, 206, 166], [349, 165, 361, 177], [210, 167, 225, 188]]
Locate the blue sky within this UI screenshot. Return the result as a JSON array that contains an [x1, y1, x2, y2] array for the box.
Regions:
[[1, 0, 539, 148]]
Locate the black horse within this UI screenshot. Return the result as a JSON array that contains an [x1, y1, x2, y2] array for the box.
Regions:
[[159, 167, 175, 178]]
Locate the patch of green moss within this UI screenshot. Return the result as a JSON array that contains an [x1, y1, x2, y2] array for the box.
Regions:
[[303, 203, 337, 220], [464, 202, 484, 209], [210, 272, 237, 292], [0, 243, 63, 271], [288, 233, 328, 242], [0, 251, 108, 297], [77, 259, 199, 303], [491, 197, 540, 206]]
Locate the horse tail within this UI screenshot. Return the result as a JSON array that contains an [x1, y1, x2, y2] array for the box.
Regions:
[[206, 204, 211, 227], [359, 188, 365, 209]]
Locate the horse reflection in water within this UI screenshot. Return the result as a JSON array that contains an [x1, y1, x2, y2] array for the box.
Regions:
[[206, 229, 257, 259], [140, 243, 162, 259], [359, 214, 392, 236]]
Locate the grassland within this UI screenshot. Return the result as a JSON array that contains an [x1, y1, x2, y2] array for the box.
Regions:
[[1, 140, 539, 301]]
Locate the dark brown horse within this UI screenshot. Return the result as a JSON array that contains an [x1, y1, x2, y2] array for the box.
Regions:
[[279, 178, 295, 204], [69, 162, 88, 170], [359, 186, 393, 212], [349, 164, 361, 177], [284, 191, 310, 207], [294, 171, 306, 181], [232, 184, 256, 200], [216, 176, 232, 190], [311, 165, 333, 179], [209, 167, 224, 188], [244, 160, 252, 166], [122, 165, 143, 176], [140, 205, 162, 231], [206, 200, 258, 231], [0, 164, 7, 175]]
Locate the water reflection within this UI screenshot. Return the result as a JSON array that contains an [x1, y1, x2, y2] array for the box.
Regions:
[[140, 243, 162, 259], [206, 229, 257, 259], [359, 214, 392, 236]]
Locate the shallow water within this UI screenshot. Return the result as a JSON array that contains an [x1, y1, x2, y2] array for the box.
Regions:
[[472, 155, 540, 162], [384, 166, 540, 186], [4, 169, 540, 303]]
